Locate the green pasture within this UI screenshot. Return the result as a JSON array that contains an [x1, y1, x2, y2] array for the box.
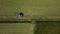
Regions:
[[0, 0, 60, 34], [0, 22, 60, 34], [0, 23, 34, 34], [0, 0, 60, 19], [35, 22, 60, 34]]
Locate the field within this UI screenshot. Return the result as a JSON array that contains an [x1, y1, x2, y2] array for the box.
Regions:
[[0, 0, 60, 34], [35, 22, 60, 34], [0, 23, 35, 34], [0, 0, 60, 19], [0, 22, 60, 34]]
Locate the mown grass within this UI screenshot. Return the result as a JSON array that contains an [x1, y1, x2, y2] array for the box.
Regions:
[[0, 23, 34, 34], [0, 0, 60, 34], [0, 0, 60, 17]]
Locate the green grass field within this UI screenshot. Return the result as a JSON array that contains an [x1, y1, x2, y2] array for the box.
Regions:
[[0, 23, 35, 34], [35, 22, 60, 34], [0, 22, 60, 34], [0, 0, 60, 34], [0, 0, 60, 19]]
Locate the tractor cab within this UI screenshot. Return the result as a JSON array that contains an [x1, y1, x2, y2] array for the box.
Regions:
[[17, 12, 24, 17]]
